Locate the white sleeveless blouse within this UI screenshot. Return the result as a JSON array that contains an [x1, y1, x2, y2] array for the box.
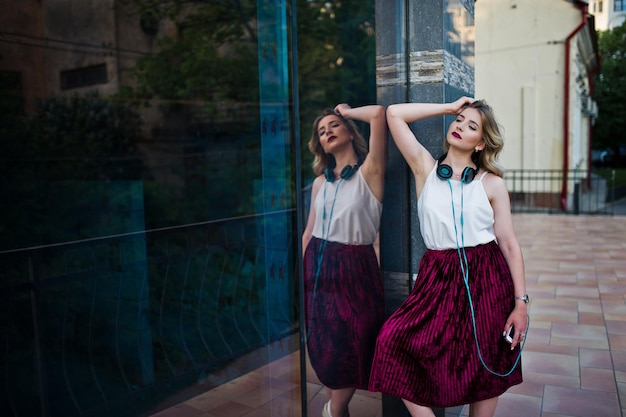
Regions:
[[418, 164, 495, 250], [312, 169, 382, 245]]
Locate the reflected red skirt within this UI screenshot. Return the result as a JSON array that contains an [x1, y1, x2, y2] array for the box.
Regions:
[[304, 237, 384, 389], [369, 241, 523, 407]]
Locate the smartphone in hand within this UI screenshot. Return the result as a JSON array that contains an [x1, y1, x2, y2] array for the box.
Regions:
[[504, 326, 514, 344]]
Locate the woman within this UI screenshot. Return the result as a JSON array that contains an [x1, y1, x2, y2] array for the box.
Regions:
[[302, 103, 387, 417], [369, 97, 528, 417]]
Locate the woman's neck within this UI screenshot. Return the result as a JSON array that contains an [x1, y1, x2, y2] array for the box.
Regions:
[[444, 150, 474, 169], [331, 152, 359, 171]]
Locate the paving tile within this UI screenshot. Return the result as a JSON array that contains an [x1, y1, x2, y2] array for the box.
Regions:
[[551, 323, 608, 343], [521, 371, 579, 389], [262, 387, 303, 417], [607, 320, 626, 335], [550, 337, 608, 350], [538, 272, 579, 284], [599, 284, 626, 296], [346, 392, 383, 417], [578, 300, 603, 314], [615, 370, 626, 383], [203, 401, 254, 417], [618, 382, 626, 406], [185, 390, 235, 412], [528, 286, 557, 301], [149, 404, 205, 417], [522, 328, 551, 345], [233, 378, 297, 408], [611, 351, 626, 372], [492, 392, 541, 417], [354, 388, 382, 400], [542, 385, 620, 416], [523, 343, 578, 356], [527, 319, 552, 330], [601, 293, 626, 304], [530, 299, 578, 323], [555, 285, 600, 299], [580, 367, 618, 392], [525, 261, 560, 273], [578, 312, 605, 326], [521, 351, 579, 377], [266, 352, 302, 379], [558, 261, 596, 273], [305, 382, 323, 402], [595, 271, 619, 282], [609, 334, 626, 351], [579, 348, 612, 369], [306, 390, 330, 417], [603, 301, 626, 317], [205, 372, 266, 401], [506, 379, 544, 397]]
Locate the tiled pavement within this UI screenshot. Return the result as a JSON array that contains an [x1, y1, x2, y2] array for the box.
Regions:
[[150, 212, 626, 417]]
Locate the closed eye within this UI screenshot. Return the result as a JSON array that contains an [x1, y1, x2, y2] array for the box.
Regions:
[[456, 115, 478, 131], [319, 121, 341, 136]]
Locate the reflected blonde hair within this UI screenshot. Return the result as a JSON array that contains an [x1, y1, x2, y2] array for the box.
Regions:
[[444, 99, 504, 177], [308, 109, 368, 176]]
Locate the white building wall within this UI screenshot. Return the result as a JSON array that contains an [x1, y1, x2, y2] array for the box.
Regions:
[[590, 0, 626, 30], [475, 0, 588, 173]]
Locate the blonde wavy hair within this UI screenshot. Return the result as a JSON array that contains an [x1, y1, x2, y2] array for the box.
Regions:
[[443, 99, 504, 177], [308, 108, 368, 176]]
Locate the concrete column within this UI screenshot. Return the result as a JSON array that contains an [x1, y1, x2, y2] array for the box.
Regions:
[[375, 1, 475, 415]]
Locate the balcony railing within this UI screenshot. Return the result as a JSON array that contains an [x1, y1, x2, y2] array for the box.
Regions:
[[505, 169, 615, 215]]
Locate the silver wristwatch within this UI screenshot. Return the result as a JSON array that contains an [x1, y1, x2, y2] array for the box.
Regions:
[[514, 294, 529, 304]]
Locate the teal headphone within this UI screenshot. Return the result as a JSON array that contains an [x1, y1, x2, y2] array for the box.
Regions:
[[436, 152, 480, 184]]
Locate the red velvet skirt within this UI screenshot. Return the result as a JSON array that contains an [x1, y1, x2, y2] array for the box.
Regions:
[[303, 237, 384, 389], [369, 241, 523, 407]]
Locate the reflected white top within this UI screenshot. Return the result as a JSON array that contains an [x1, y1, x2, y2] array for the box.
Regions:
[[418, 164, 495, 250], [312, 169, 382, 245]]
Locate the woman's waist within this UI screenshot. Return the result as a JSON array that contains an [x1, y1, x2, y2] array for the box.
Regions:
[[425, 240, 497, 253], [310, 236, 375, 249]]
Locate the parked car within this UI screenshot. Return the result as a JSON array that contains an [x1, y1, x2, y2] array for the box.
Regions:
[[592, 148, 615, 167]]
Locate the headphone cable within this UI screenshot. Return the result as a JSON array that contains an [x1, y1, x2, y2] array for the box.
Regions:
[[448, 179, 527, 377], [307, 179, 343, 338]]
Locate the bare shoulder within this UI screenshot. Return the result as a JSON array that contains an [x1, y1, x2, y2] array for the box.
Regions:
[[312, 174, 326, 190], [480, 171, 508, 199], [481, 171, 506, 186]]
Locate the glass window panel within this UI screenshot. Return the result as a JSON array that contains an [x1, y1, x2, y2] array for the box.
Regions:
[[295, 1, 379, 417], [1, 0, 379, 416], [1, 1, 301, 416]]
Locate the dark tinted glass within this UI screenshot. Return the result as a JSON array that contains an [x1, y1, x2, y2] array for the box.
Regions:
[[0, 1, 376, 416]]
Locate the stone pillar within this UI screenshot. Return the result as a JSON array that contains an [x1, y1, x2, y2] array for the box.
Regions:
[[375, 1, 475, 416]]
